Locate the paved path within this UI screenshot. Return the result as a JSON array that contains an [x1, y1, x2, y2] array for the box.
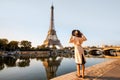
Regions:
[[98, 61, 120, 80], [51, 58, 120, 80]]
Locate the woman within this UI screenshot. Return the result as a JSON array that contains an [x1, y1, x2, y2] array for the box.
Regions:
[[69, 29, 87, 78]]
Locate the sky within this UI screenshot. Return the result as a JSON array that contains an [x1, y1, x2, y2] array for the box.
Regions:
[[0, 0, 120, 47]]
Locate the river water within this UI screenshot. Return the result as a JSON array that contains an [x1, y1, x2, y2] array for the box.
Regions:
[[0, 56, 110, 80]]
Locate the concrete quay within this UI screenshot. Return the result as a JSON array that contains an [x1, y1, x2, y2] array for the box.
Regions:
[[51, 58, 120, 80]]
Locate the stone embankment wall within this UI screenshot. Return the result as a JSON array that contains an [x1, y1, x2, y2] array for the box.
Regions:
[[51, 59, 120, 80]]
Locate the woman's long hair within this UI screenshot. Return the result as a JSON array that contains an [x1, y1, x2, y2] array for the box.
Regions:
[[72, 29, 82, 37]]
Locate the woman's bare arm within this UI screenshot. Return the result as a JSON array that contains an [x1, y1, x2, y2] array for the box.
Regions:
[[69, 36, 74, 43], [82, 35, 87, 41]]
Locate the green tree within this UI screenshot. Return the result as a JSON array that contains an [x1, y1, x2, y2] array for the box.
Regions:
[[7, 41, 19, 51], [91, 46, 97, 48], [20, 40, 32, 50], [0, 38, 8, 51], [37, 45, 45, 49], [37, 45, 50, 51]]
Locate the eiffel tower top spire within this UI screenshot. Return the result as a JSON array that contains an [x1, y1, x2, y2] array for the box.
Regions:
[[49, 5, 54, 30], [43, 5, 63, 49]]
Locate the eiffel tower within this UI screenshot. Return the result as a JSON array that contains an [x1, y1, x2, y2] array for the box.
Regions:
[[43, 5, 63, 49]]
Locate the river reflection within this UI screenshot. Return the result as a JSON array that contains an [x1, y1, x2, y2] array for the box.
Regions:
[[0, 54, 110, 80], [42, 57, 62, 79]]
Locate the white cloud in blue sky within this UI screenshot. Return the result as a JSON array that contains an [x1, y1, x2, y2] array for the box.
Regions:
[[0, 0, 120, 47]]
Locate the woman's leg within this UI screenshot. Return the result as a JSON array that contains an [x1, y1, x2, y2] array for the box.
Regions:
[[76, 64, 80, 76], [82, 64, 85, 78]]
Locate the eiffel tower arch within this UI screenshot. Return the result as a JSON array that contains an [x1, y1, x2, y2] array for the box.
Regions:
[[43, 5, 63, 49]]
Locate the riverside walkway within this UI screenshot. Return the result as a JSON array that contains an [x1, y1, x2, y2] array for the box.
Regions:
[[51, 58, 120, 80]]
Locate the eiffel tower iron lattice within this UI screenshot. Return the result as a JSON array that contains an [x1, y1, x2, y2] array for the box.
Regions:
[[43, 5, 63, 49]]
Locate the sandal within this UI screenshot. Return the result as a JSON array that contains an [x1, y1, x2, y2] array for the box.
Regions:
[[76, 74, 82, 78], [82, 75, 85, 78]]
